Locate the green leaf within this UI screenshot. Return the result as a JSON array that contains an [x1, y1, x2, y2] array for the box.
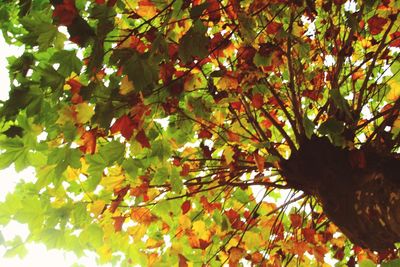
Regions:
[[382, 259, 400, 267], [171, 174, 183, 193], [98, 141, 125, 166], [85, 154, 106, 190], [4, 236, 28, 258], [50, 50, 82, 77], [47, 147, 82, 177], [0, 138, 27, 170], [359, 259, 376, 267], [303, 116, 315, 139], [124, 53, 159, 93], [318, 118, 344, 136], [178, 20, 210, 63]]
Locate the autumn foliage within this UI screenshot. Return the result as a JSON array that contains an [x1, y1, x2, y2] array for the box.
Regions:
[[0, 0, 400, 266]]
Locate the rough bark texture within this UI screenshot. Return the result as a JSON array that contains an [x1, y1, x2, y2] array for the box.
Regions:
[[281, 136, 400, 250]]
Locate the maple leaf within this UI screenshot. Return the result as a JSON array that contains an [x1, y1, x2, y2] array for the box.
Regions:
[[110, 115, 135, 140], [367, 15, 388, 35], [80, 129, 97, 154], [135, 130, 151, 148], [52, 2, 78, 26], [181, 200, 191, 214]]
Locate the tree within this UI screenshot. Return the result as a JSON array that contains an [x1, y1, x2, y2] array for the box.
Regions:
[[0, 0, 399, 266]]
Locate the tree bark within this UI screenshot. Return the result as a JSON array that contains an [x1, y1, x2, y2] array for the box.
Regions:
[[281, 136, 400, 250]]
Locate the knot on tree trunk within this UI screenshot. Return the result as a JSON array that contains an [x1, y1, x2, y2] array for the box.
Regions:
[[281, 136, 400, 251]]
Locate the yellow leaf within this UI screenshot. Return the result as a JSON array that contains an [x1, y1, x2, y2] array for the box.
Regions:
[[56, 105, 75, 125], [216, 74, 238, 90], [136, 0, 157, 19], [66, 166, 79, 181], [89, 200, 106, 217], [183, 72, 204, 91], [243, 231, 263, 249], [178, 215, 192, 230], [224, 146, 235, 164], [128, 224, 147, 242], [386, 79, 400, 101], [98, 244, 112, 263], [192, 220, 209, 240], [75, 102, 95, 124], [120, 76, 134, 95], [101, 166, 125, 192]]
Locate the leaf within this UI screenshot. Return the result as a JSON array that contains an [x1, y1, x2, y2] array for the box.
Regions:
[[119, 76, 135, 95], [50, 50, 82, 77], [98, 141, 125, 165], [253, 151, 264, 172], [318, 118, 344, 135], [171, 175, 183, 193], [386, 79, 400, 101], [110, 115, 135, 140], [181, 200, 191, 214], [367, 15, 388, 35], [251, 93, 264, 109], [124, 53, 159, 92], [135, 130, 151, 148], [75, 102, 95, 124], [179, 20, 210, 63]]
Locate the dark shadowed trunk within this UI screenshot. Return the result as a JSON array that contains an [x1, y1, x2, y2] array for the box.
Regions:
[[281, 136, 400, 250]]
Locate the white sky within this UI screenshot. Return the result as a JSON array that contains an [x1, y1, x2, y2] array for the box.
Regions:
[[0, 34, 111, 267]]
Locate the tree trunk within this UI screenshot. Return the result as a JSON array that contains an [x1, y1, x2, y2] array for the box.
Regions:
[[281, 136, 400, 250]]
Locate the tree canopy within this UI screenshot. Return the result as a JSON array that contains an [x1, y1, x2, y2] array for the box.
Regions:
[[0, 0, 400, 266]]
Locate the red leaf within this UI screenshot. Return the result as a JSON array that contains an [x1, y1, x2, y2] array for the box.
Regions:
[[302, 228, 316, 243], [113, 216, 125, 232], [180, 163, 190, 177], [80, 129, 96, 154], [251, 93, 264, 109], [67, 79, 82, 94], [367, 15, 388, 35], [289, 213, 302, 228], [95, 0, 105, 4], [107, 0, 117, 6], [110, 115, 135, 140], [389, 31, 400, 47], [135, 129, 151, 148], [227, 131, 240, 142], [198, 129, 212, 139], [52, 3, 78, 26], [266, 22, 282, 35], [181, 200, 191, 214], [206, 0, 221, 22], [199, 239, 211, 249]]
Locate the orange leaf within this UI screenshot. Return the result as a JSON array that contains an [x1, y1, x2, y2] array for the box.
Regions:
[[113, 216, 125, 232], [253, 151, 265, 172], [136, 0, 157, 19], [227, 131, 240, 142], [229, 247, 245, 265], [198, 129, 212, 139], [135, 130, 151, 148], [289, 213, 302, 228], [178, 254, 188, 267], [79, 129, 97, 154], [110, 115, 135, 139]]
